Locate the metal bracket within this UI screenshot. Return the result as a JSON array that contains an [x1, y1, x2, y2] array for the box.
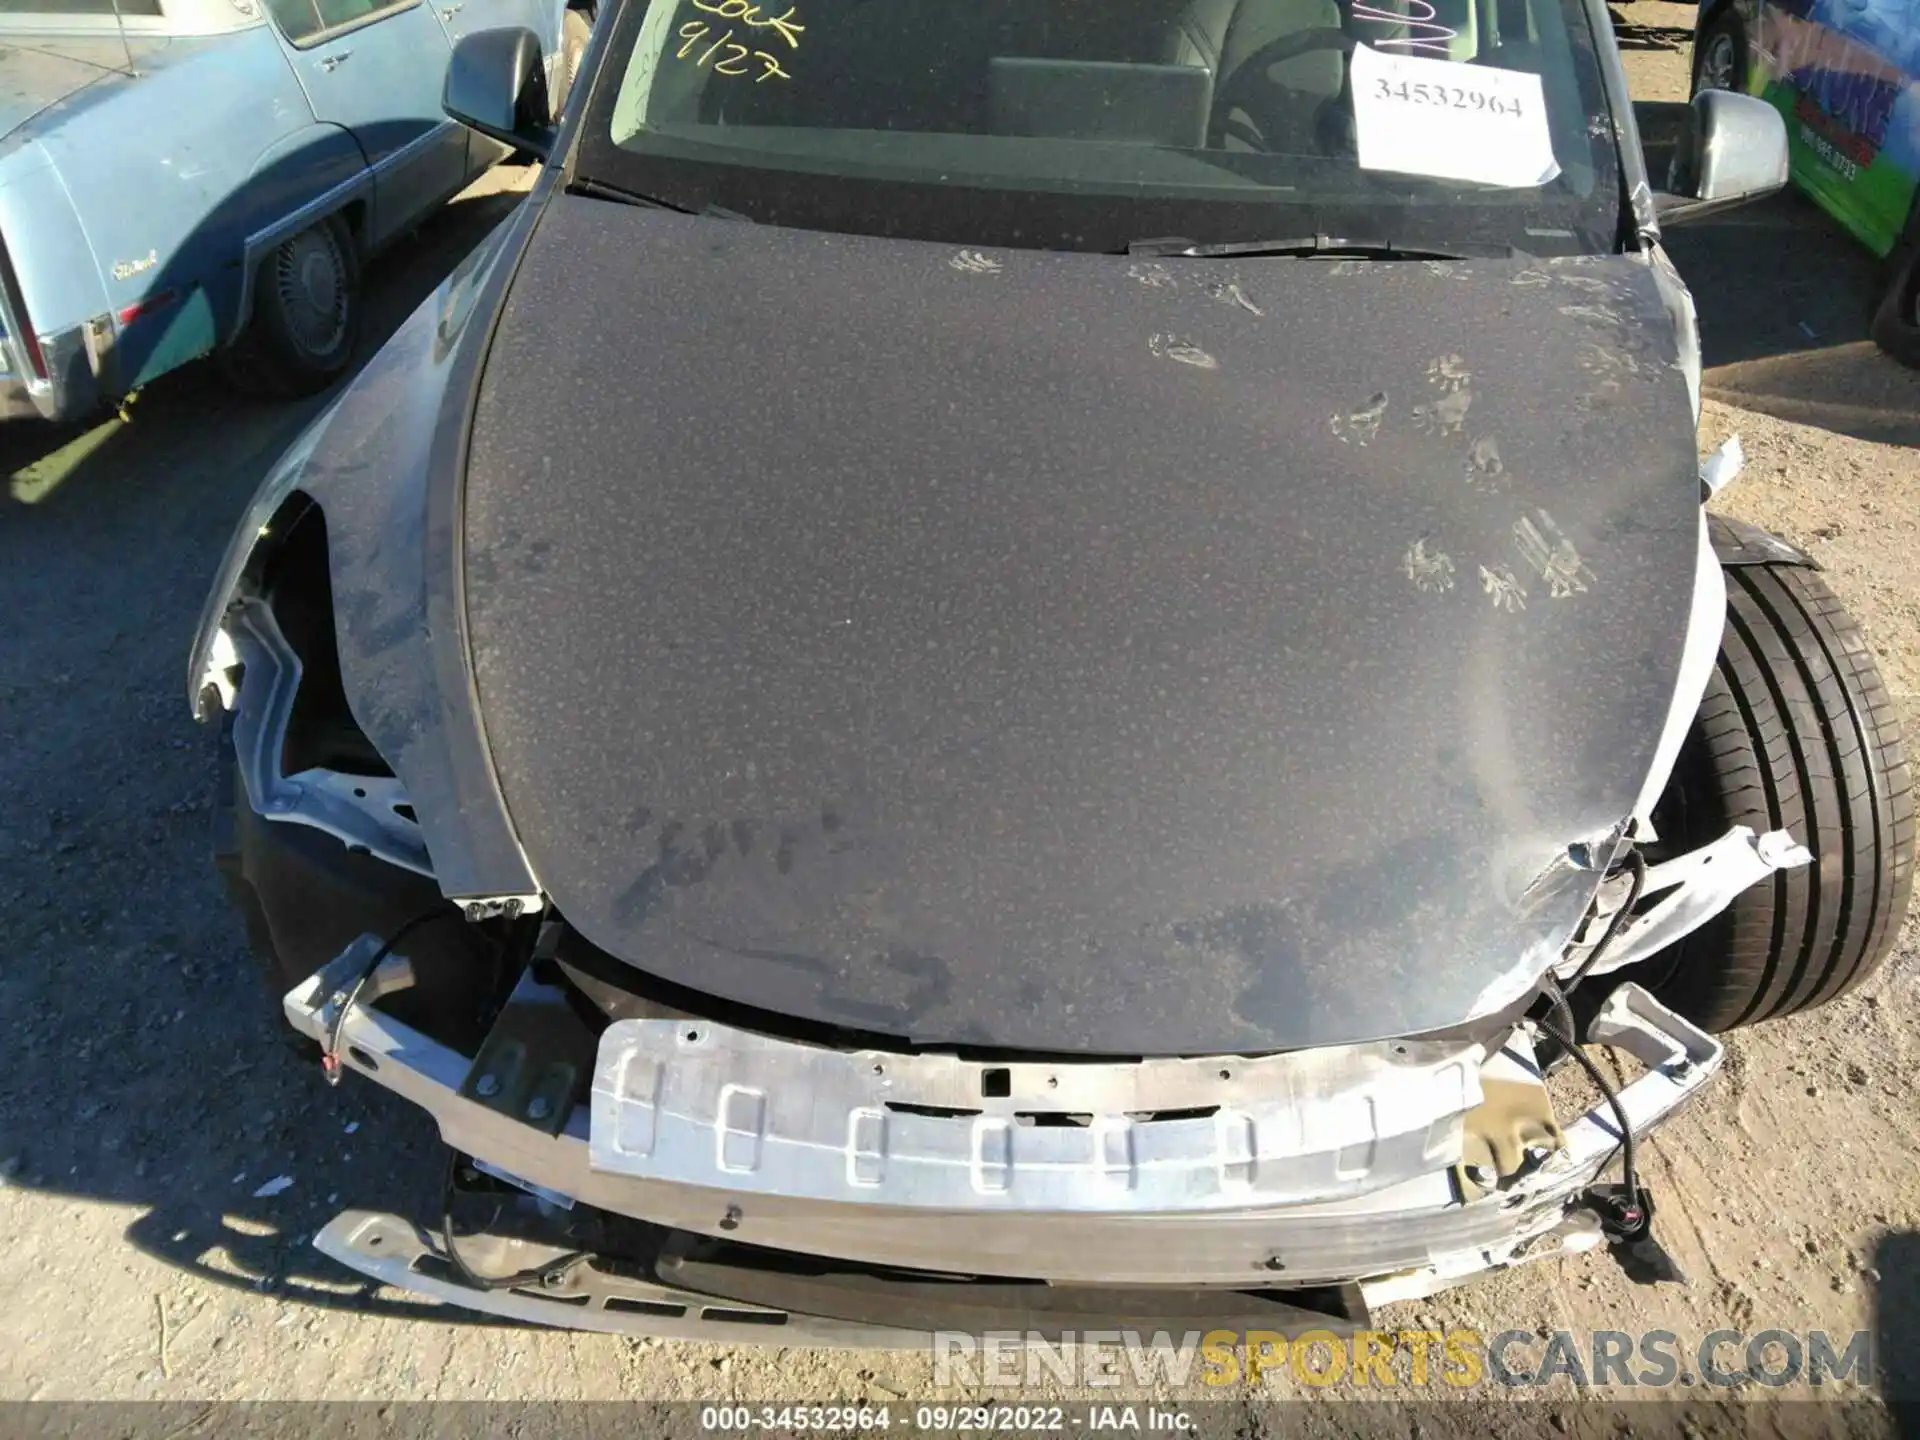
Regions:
[[1556, 824, 1812, 982], [296, 933, 420, 1042], [1363, 984, 1723, 1306], [588, 1014, 1486, 1212], [1698, 435, 1744, 496], [225, 596, 433, 877], [460, 963, 596, 1138], [1452, 1041, 1564, 1201], [458, 894, 546, 921], [312, 1209, 924, 1346], [1708, 512, 1818, 568]]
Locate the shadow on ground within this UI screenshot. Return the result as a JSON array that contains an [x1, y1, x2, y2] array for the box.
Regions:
[[0, 179, 526, 511], [1637, 99, 1920, 448], [1877, 1232, 1920, 1423], [1609, 4, 1694, 51], [0, 177, 528, 1322]]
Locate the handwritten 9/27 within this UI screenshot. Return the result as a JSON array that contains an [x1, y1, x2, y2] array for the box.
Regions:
[[677, 0, 803, 81]]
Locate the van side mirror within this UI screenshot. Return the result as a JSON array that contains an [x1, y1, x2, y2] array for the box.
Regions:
[[1655, 89, 1789, 225], [444, 27, 555, 160]]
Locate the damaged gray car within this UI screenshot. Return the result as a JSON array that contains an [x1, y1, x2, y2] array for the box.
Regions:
[[188, 0, 1914, 1342]]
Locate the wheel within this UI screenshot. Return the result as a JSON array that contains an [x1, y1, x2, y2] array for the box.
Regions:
[[1632, 562, 1914, 1030], [1869, 243, 1920, 368], [223, 214, 361, 398], [1691, 8, 1749, 95]]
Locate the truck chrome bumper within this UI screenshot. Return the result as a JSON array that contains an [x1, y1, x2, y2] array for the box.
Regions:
[[290, 943, 1722, 1334]]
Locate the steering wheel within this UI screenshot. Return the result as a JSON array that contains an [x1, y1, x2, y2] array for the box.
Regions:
[[1212, 28, 1357, 153]]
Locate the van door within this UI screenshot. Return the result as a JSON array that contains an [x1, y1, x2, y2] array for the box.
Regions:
[[1759, 0, 1920, 255]]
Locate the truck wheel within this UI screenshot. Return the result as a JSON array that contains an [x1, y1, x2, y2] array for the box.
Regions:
[[1691, 9, 1749, 95], [1634, 561, 1914, 1030], [1869, 245, 1920, 369], [225, 215, 362, 398]]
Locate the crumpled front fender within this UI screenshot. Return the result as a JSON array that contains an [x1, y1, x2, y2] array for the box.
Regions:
[[186, 190, 551, 902]]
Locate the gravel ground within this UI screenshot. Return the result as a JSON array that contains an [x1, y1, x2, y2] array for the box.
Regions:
[[1, 35, 1916, 1427]]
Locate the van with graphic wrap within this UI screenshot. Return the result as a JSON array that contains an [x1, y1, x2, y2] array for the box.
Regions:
[[1691, 0, 1920, 363]]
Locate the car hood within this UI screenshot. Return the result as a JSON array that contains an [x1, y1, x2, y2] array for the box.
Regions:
[[458, 194, 1703, 1055]]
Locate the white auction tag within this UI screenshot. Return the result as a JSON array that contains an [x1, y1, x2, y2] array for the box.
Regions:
[[1350, 43, 1561, 188]]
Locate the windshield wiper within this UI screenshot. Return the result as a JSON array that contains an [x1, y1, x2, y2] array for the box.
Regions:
[[572, 178, 749, 222], [1126, 234, 1501, 260]]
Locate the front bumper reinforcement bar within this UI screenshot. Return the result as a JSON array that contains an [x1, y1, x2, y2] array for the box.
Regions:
[[290, 958, 1722, 1340]]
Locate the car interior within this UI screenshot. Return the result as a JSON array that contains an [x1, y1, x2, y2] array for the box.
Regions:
[[625, 0, 1577, 161]]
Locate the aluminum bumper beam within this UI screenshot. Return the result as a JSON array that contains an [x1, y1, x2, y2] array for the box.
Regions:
[[291, 951, 1722, 1331]]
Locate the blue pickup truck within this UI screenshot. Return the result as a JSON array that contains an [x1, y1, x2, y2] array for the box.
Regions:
[[0, 0, 583, 422]]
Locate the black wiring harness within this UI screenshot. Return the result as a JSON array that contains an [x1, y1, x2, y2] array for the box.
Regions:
[[1531, 846, 1655, 1238], [322, 909, 595, 1290], [1537, 975, 1643, 1230], [439, 1148, 595, 1291], [320, 909, 596, 1289], [319, 906, 468, 1086], [1563, 848, 1650, 993]]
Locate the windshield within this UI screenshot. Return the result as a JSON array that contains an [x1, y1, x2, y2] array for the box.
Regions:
[[574, 0, 1625, 255]]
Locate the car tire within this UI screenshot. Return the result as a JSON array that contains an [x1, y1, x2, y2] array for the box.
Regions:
[[1868, 243, 1920, 369], [1632, 561, 1914, 1030], [224, 214, 362, 399], [1691, 8, 1749, 95]]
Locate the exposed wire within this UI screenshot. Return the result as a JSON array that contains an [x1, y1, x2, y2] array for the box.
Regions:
[[1544, 976, 1577, 1043], [320, 906, 466, 1086], [1537, 977, 1642, 1228], [1563, 848, 1649, 992], [439, 1148, 594, 1291]]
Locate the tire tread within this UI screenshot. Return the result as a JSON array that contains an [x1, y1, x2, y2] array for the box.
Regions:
[[1643, 564, 1914, 1030]]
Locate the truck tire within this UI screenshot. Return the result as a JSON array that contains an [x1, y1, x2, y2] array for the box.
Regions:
[[1691, 8, 1749, 95], [1634, 561, 1914, 1030], [1869, 243, 1920, 369], [224, 214, 362, 398]]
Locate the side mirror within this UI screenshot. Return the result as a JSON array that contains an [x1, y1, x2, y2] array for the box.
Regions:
[[444, 27, 555, 160], [1655, 88, 1789, 225]]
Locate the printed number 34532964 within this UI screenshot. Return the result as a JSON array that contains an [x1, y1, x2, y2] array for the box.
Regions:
[[1373, 78, 1522, 117]]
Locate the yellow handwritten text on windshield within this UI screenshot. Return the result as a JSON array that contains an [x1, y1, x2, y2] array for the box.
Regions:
[[675, 0, 802, 81], [690, 0, 803, 47]]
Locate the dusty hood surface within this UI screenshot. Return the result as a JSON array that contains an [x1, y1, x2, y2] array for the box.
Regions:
[[461, 195, 1702, 1054]]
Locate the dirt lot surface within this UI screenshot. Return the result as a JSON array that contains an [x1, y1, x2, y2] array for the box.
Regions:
[[2, 31, 1917, 1431]]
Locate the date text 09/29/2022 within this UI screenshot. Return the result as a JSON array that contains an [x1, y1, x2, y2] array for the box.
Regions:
[[699, 1405, 1195, 1432]]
